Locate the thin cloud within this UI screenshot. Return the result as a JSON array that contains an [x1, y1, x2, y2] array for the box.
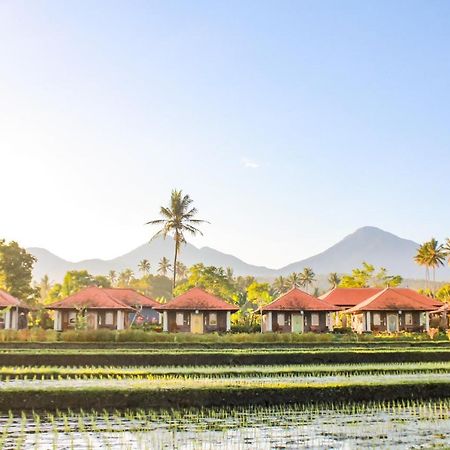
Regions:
[[241, 157, 260, 169]]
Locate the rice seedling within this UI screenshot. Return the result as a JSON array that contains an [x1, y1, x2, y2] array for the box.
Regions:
[[2, 400, 450, 449]]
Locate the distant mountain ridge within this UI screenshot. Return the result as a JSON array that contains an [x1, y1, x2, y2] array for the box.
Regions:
[[28, 226, 450, 282]]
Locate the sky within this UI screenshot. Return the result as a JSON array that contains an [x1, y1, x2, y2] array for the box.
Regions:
[[1, 0, 450, 269]]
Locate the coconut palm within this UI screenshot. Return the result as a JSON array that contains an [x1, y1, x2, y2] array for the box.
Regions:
[[272, 276, 287, 295], [147, 190, 208, 290], [118, 269, 134, 287], [108, 270, 117, 286], [425, 238, 447, 290], [158, 257, 172, 277], [300, 267, 316, 293], [414, 243, 430, 287], [328, 272, 340, 289], [286, 272, 302, 289], [415, 239, 447, 291], [138, 259, 151, 276], [175, 261, 188, 280]]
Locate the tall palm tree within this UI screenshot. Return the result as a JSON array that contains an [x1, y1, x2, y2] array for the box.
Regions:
[[175, 261, 188, 280], [286, 272, 302, 289], [414, 243, 430, 288], [300, 267, 316, 293], [445, 238, 450, 264], [272, 276, 287, 295], [108, 270, 117, 286], [158, 257, 172, 277], [147, 190, 208, 290], [328, 272, 340, 289], [415, 239, 446, 291], [426, 238, 446, 291], [118, 269, 134, 287], [138, 259, 151, 276]]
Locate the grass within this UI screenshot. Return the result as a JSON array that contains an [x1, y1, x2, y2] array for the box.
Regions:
[[0, 328, 443, 343], [1, 361, 450, 380], [1, 377, 450, 410]]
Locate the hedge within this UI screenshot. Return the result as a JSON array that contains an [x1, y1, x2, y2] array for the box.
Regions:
[[3, 349, 450, 367]]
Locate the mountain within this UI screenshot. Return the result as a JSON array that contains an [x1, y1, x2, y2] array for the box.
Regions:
[[28, 236, 276, 282], [278, 226, 450, 280], [28, 226, 450, 282]]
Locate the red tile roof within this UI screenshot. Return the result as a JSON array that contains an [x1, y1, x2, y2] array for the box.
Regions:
[[0, 290, 31, 309], [346, 288, 438, 313], [395, 288, 443, 309], [320, 287, 444, 310], [47, 286, 134, 310], [262, 288, 340, 312], [103, 288, 160, 308], [156, 287, 238, 311], [319, 288, 382, 307]]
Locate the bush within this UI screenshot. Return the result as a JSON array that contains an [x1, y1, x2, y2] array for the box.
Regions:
[[0, 329, 58, 342], [332, 327, 353, 334]]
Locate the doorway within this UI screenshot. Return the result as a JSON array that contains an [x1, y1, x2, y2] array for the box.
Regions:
[[387, 314, 398, 333], [292, 313, 304, 333], [191, 312, 204, 334]]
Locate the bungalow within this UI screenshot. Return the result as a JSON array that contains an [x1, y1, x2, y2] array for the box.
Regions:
[[345, 287, 439, 333], [319, 287, 444, 328], [102, 288, 161, 325], [47, 286, 159, 331], [156, 287, 238, 333], [0, 290, 31, 330], [261, 288, 340, 333]]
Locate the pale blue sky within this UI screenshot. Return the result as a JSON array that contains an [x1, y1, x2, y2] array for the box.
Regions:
[[1, 1, 449, 267]]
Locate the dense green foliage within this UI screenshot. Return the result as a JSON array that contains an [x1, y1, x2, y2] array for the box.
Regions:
[[0, 239, 36, 300]]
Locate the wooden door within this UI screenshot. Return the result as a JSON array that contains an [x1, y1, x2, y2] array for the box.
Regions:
[[292, 313, 304, 333], [191, 312, 204, 334], [387, 314, 398, 332]]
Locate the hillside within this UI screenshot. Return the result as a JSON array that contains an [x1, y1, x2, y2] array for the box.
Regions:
[[28, 226, 450, 282]]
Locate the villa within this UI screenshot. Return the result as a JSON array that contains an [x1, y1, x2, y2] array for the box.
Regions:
[[344, 287, 439, 333], [156, 287, 238, 333], [48, 286, 160, 331], [0, 290, 31, 330], [261, 288, 340, 333]]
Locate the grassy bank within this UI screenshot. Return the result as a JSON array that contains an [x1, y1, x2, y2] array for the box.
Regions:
[[0, 328, 444, 344], [2, 348, 450, 366], [2, 379, 450, 410]]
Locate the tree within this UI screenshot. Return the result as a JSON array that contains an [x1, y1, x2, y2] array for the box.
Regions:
[[272, 276, 288, 296], [138, 259, 151, 276], [146, 190, 208, 290], [339, 262, 402, 288], [174, 263, 236, 301], [117, 269, 134, 287], [158, 257, 172, 277], [108, 270, 117, 286], [415, 239, 447, 291], [286, 272, 302, 289], [436, 284, 450, 303], [175, 261, 188, 281], [328, 272, 340, 289], [0, 240, 36, 300], [300, 267, 316, 292], [36, 275, 53, 303]]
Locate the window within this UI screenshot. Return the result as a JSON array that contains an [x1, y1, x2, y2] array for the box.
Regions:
[[405, 313, 413, 326], [373, 313, 381, 326], [277, 313, 285, 326], [68, 311, 77, 325], [176, 313, 184, 326], [311, 313, 319, 327], [209, 312, 217, 326], [105, 312, 114, 326]]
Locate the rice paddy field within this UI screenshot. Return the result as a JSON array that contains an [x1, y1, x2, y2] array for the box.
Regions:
[[3, 346, 450, 448]]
